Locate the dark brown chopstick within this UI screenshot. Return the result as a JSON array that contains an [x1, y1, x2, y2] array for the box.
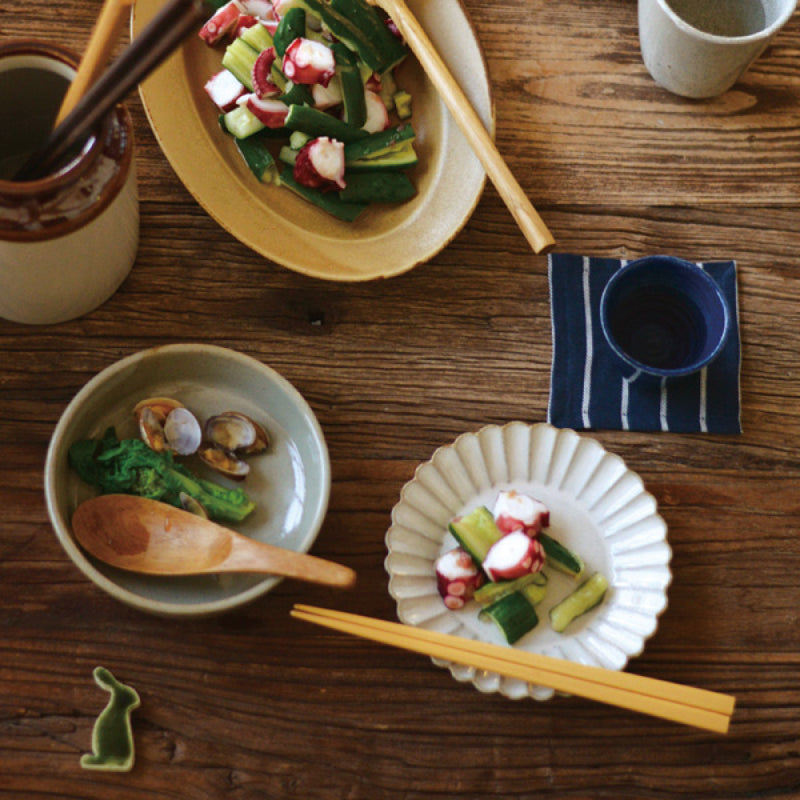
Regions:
[[15, 0, 210, 181]]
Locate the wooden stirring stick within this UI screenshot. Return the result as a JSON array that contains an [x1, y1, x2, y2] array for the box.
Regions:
[[370, 0, 555, 254], [56, 0, 134, 126]]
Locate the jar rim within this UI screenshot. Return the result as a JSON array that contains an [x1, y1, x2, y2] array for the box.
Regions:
[[0, 40, 110, 193]]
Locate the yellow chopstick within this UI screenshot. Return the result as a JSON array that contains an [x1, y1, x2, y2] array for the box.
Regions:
[[56, 0, 134, 125], [291, 605, 735, 734]]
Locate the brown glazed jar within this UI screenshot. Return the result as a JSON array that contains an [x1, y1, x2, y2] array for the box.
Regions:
[[0, 40, 138, 324]]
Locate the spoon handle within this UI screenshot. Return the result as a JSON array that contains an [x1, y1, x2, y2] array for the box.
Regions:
[[374, 0, 555, 254], [223, 534, 357, 588]]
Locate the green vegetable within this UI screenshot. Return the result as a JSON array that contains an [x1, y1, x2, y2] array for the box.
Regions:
[[343, 124, 418, 171], [328, 0, 409, 71], [68, 428, 255, 523], [279, 168, 368, 221], [239, 22, 273, 52], [235, 131, 279, 183], [473, 570, 547, 607], [285, 103, 368, 143], [448, 505, 503, 565], [342, 123, 415, 161], [273, 6, 306, 57], [480, 586, 541, 644], [393, 89, 412, 120], [539, 531, 585, 579], [279, 81, 314, 107], [338, 171, 415, 204], [220, 106, 266, 139], [333, 42, 366, 128], [300, 0, 387, 72], [222, 37, 258, 89], [549, 572, 609, 633]]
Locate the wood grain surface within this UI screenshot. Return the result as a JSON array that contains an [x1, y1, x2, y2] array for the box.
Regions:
[[2, 1, 800, 797]]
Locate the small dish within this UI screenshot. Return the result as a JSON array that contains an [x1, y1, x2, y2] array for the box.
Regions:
[[133, 0, 494, 281], [44, 343, 330, 617], [385, 422, 672, 700]]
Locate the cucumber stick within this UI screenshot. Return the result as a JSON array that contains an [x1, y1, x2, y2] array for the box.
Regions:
[[343, 124, 415, 161], [481, 586, 540, 644], [333, 42, 366, 128], [235, 131, 278, 183], [329, 0, 408, 71], [273, 6, 306, 56], [220, 107, 264, 139], [539, 532, 585, 579], [338, 172, 415, 204], [222, 38, 258, 90], [285, 104, 368, 143], [448, 506, 503, 565], [239, 22, 273, 52], [549, 573, 609, 633], [279, 169, 367, 222], [473, 571, 547, 606]]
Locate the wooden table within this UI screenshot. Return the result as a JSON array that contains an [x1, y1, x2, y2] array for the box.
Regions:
[[3, 1, 800, 797]]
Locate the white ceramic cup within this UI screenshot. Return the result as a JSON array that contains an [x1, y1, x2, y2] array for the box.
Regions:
[[638, 0, 797, 98], [0, 41, 138, 325]]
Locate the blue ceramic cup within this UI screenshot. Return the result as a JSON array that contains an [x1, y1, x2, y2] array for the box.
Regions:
[[599, 255, 731, 379]]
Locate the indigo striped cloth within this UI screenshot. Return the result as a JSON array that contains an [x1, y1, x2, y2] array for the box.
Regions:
[[547, 254, 741, 434]]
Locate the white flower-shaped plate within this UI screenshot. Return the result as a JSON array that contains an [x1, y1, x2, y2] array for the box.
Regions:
[[385, 422, 672, 700]]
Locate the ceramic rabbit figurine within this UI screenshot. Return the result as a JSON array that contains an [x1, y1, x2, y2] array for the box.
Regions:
[[80, 666, 141, 771]]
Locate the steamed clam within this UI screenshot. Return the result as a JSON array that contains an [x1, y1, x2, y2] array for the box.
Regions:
[[198, 411, 270, 480], [134, 397, 202, 456], [134, 398, 269, 481]]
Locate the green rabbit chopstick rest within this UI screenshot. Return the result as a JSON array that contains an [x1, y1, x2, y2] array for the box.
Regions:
[[81, 667, 141, 772]]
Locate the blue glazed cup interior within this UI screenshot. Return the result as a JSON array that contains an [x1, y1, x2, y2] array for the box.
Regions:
[[599, 256, 731, 378]]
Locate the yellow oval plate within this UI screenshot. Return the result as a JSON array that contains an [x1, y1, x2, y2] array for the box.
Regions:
[[133, 0, 494, 281]]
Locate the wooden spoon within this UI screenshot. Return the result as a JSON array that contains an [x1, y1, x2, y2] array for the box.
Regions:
[[71, 494, 356, 589], [370, 0, 555, 254]]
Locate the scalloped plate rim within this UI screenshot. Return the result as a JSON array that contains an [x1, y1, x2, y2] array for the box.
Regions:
[[384, 421, 673, 701]]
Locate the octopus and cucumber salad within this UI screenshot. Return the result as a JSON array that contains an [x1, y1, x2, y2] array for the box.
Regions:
[[436, 490, 610, 644], [199, 0, 417, 220]]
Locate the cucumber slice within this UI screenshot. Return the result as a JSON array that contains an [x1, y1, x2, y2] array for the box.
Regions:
[[393, 89, 412, 120], [280, 81, 314, 107], [448, 506, 503, 565], [549, 573, 609, 633], [220, 106, 265, 139], [279, 169, 367, 221], [285, 104, 368, 143], [480, 590, 539, 644], [222, 38, 258, 90], [329, 0, 409, 71], [235, 132, 278, 183], [301, 0, 386, 72], [239, 22, 274, 52], [343, 124, 415, 162], [346, 140, 417, 172], [473, 571, 547, 607], [332, 42, 366, 128], [273, 6, 306, 57], [539, 532, 585, 580], [338, 172, 415, 204], [278, 145, 297, 165]]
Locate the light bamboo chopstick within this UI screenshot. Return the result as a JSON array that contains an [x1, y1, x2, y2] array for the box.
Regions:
[[369, 0, 555, 254], [292, 604, 735, 733], [55, 0, 134, 126]]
